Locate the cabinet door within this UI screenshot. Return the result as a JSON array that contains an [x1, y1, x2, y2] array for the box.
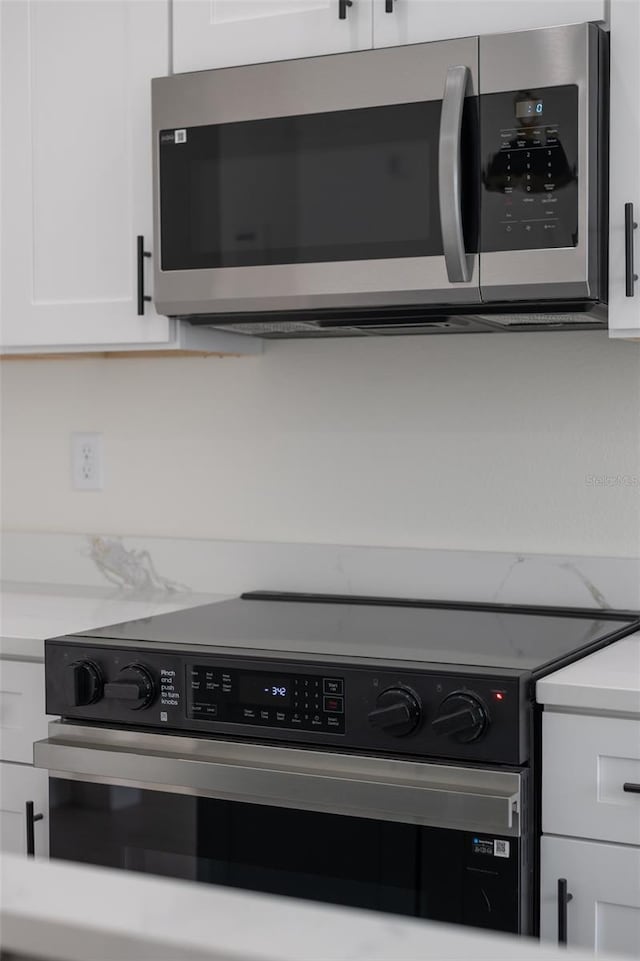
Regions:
[[0, 1, 171, 350], [172, 0, 373, 73], [373, 0, 606, 48], [540, 835, 640, 956], [0, 763, 49, 857], [542, 712, 640, 846], [0, 660, 52, 765], [608, 0, 640, 338]]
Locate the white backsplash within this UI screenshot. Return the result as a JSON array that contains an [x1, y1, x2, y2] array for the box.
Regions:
[[2, 531, 638, 610]]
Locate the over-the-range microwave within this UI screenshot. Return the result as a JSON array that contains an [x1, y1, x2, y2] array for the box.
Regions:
[[152, 23, 608, 339]]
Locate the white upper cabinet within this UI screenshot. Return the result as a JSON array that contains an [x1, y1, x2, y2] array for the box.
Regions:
[[372, 0, 606, 48], [0, 1, 255, 355], [0, 1, 170, 350], [608, 0, 640, 339], [172, 0, 373, 73]]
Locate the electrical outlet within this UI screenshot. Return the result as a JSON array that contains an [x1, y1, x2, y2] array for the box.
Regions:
[[71, 433, 103, 490]]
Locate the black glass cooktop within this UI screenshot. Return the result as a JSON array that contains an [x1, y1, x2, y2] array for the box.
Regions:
[[75, 592, 639, 679]]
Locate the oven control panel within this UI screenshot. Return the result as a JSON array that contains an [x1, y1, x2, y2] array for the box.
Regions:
[[188, 665, 345, 733], [481, 84, 579, 252], [44, 639, 527, 764]]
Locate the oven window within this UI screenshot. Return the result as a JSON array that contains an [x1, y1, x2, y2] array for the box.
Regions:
[[159, 101, 445, 270], [50, 779, 420, 916], [49, 779, 520, 931]]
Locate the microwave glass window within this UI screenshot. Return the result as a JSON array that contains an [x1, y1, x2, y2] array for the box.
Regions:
[[159, 101, 444, 270]]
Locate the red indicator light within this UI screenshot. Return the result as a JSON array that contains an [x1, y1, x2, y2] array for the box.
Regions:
[[494, 692, 505, 701]]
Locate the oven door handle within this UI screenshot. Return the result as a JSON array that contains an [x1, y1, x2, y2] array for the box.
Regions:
[[35, 724, 521, 836], [439, 64, 472, 284]]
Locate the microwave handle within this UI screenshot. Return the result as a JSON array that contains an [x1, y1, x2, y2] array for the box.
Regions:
[[439, 65, 472, 284]]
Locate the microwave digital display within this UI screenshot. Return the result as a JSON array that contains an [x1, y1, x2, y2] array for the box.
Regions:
[[515, 99, 544, 118]]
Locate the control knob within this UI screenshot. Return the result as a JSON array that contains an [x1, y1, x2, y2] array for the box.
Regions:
[[367, 687, 421, 736], [65, 659, 103, 706], [103, 664, 156, 710], [431, 691, 489, 743]]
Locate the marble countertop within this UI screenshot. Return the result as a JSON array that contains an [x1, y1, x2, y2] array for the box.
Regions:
[[1, 854, 614, 961], [537, 631, 640, 714], [0, 581, 232, 658]]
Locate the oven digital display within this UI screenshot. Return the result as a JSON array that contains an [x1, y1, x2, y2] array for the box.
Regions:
[[238, 674, 292, 707]]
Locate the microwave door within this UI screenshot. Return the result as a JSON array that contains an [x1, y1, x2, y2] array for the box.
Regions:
[[152, 38, 481, 319]]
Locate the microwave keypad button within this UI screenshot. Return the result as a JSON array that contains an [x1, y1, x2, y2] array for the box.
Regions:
[[323, 678, 344, 696]]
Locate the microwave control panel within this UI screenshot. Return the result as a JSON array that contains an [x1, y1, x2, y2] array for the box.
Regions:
[[480, 84, 579, 252]]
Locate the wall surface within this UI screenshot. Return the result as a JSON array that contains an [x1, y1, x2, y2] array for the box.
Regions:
[[1, 331, 639, 557]]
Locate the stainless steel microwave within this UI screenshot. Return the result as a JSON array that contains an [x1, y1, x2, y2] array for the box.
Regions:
[[152, 23, 608, 338]]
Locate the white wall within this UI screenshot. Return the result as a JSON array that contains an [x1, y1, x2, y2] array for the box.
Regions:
[[1, 331, 639, 557]]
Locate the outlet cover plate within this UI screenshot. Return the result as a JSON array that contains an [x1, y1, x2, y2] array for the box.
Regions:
[[71, 432, 103, 491]]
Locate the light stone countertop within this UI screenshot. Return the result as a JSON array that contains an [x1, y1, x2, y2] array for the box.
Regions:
[[0, 853, 616, 961], [0, 580, 232, 659], [536, 631, 640, 715]]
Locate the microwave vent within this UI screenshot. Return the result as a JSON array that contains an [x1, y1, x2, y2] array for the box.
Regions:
[[478, 312, 604, 328], [208, 320, 363, 337], [201, 313, 493, 338]]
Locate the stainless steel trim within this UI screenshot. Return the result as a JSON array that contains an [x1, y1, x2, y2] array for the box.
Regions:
[[479, 23, 602, 303], [439, 65, 472, 284], [36, 722, 521, 836]]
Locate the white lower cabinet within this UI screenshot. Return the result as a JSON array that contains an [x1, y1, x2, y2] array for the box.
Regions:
[[0, 660, 50, 764], [540, 835, 640, 956], [542, 703, 640, 955], [0, 762, 49, 857], [542, 712, 640, 846], [0, 655, 51, 858]]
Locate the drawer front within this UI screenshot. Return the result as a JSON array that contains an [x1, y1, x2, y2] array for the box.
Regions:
[[0, 761, 48, 857], [0, 659, 51, 763], [543, 712, 640, 845], [541, 835, 640, 955]]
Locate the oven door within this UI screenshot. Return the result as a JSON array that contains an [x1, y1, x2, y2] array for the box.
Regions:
[[152, 38, 480, 319], [35, 723, 527, 933]]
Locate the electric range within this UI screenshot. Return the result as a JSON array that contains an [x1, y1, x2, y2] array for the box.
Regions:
[[37, 592, 639, 936]]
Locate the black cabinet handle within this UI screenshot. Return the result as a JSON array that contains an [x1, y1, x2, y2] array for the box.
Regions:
[[137, 235, 152, 315], [338, 0, 352, 18], [25, 801, 44, 858], [623, 782, 640, 793], [625, 203, 638, 297], [385, 0, 394, 11], [557, 878, 573, 946]]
